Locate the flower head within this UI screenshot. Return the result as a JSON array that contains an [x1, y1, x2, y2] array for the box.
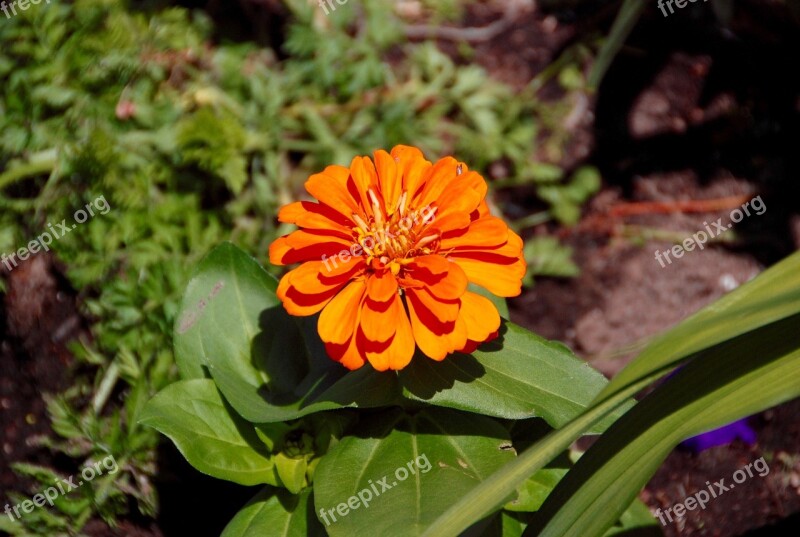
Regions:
[[269, 145, 525, 371]]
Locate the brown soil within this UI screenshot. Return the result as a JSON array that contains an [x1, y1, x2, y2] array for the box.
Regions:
[[0, 255, 85, 503]]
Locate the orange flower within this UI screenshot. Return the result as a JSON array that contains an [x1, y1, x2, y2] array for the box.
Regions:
[[269, 145, 525, 371]]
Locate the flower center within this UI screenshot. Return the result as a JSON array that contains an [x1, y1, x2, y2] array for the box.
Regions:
[[352, 190, 438, 275]]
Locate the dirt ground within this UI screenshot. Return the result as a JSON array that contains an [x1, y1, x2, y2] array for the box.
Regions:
[[1, 1, 799, 536]]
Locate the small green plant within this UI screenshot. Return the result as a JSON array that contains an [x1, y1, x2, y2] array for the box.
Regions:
[[140, 241, 642, 535]]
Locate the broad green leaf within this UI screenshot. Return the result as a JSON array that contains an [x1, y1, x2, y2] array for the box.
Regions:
[[216, 359, 402, 424], [399, 322, 629, 430], [314, 408, 516, 537], [504, 467, 568, 512], [173, 242, 400, 423], [528, 314, 800, 537], [497, 512, 527, 537], [139, 379, 278, 486], [274, 453, 308, 495], [424, 252, 800, 537], [221, 488, 326, 537], [174, 241, 279, 380]]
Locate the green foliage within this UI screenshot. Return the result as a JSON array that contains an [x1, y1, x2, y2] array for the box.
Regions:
[[221, 488, 325, 537], [313, 408, 515, 537], [536, 166, 601, 225], [142, 242, 640, 535], [0, 0, 597, 533], [140, 379, 281, 486], [423, 251, 800, 537], [176, 108, 249, 194], [522, 237, 580, 287]]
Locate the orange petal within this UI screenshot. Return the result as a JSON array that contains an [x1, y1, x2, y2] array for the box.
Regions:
[[413, 156, 459, 209], [407, 287, 459, 328], [374, 149, 400, 214], [406, 291, 449, 361], [359, 290, 399, 344], [289, 259, 359, 292], [434, 170, 487, 218], [459, 291, 501, 343], [449, 256, 525, 297], [391, 145, 431, 199], [349, 156, 379, 216], [440, 216, 509, 250], [277, 276, 342, 316], [407, 254, 451, 278], [366, 271, 398, 303], [279, 201, 354, 232], [277, 201, 306, 223], [383, 308, 415, 370], [268, 236, 293, 266], [408, 256, 468, 300], [429, 211, 472, 236], [325, 335, 366, 370], [318, 280, 366, 345], [460, 329, 499, 354], [305, 165, 361, 218], [269, 229, 354, 265], [318, 254, 366, 284], [443, 315, 468, 355]]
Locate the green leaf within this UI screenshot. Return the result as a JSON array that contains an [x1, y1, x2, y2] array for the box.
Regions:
[[221, 488, 326, 537], [399, 322, 629, 431], [522, 237, 579, 287], [173, 241, 279, 380], [139, 379, 278, 486], [589, 0, 647, 89], [313, 408, 516, 537], [528, 313, 800, 537], [274, 453, 308, 495], [602, 499, 661, 536], [504, 467, 568, 512], [536, 167, 601, 226], [174, 242, 401, 423], [422, 252, 800, 537]]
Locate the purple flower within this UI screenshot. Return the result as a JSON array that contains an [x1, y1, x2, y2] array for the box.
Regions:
[[680, 418, 757, 453]]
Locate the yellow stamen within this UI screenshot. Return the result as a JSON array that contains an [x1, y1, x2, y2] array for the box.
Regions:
[[368, 189, 383, 226], [414, 234, 439, 249], [353, 214, 369, 233], [397, 191, 408, 216]]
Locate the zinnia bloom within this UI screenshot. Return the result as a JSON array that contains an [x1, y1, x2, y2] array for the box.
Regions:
[[269, 145, 525, 371]]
